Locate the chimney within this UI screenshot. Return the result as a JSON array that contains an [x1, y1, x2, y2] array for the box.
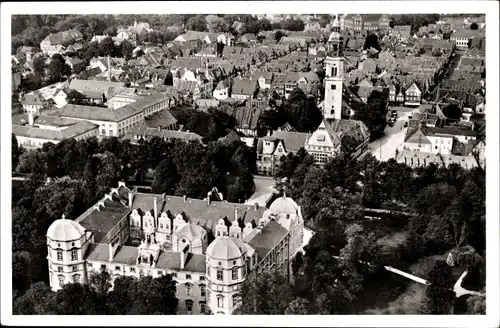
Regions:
[[207, 196, 211, 205], [128, 191, 134, 208], [235, 208, 238, 221], [153, 197, 158, 222], [183, 195, 187, 202], [253, 203, 259, 211]]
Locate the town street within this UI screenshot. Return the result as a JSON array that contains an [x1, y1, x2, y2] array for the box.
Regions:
[[369, 106, 414, 162]]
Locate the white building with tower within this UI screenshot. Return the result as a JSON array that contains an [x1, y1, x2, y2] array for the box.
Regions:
[[305, 18, 370, 165], [45, 182, 304, 315]]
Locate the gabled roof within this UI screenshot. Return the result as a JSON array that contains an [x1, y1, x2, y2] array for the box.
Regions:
[[12, 121, 99, 142], [271, 131, 308, 152], [231, 78, 256, 96], [20, 93, 46, 106], [127, 124, 203, 142]]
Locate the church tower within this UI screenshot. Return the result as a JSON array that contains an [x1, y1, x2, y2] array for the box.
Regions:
[[323, 15, 344, 120]]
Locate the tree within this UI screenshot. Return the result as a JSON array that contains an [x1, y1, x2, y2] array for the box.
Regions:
[[32, 56, 47, 77], [48, 53, 71, 82], [13, 281, 53, 315], [442, 103, 462, 121], [12, 134, 21, 171], [66, 89, 86, 105], [389, 20, 395, 29], [282, 18, 305, 31], [282, 88, 322, 133], [470, 22, 479, 30], [422, 260, 455, 314], [186, 15, 207, 32], [98, 36, 116, 57], [285, 298, 311, 314], [206, 15, 229, 33], [152, 157, 180, 194], [234, 272, 294, 314], [363, 33, 381, 51], [274, 30, 284, 42], [353, 92, 388, 141], [121, 39, 134, 60]]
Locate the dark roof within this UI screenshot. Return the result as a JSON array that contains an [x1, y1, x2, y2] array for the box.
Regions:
[[231, 79, 256, 96], [218, 130, 241, 146], [77, 193, 132, 242], [130, 192, 265, 233], [246, 220, 289, 262], [144, 109, 178, 128], [271, 131, 308, 152]]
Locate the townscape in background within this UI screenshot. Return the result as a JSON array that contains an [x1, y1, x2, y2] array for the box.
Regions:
[[11, 13, 486, 316]]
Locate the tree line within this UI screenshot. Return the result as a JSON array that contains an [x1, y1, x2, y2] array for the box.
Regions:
[[231, 151, 485, 315], [11, 134, 256, 303], [14, 270, 178, 315]]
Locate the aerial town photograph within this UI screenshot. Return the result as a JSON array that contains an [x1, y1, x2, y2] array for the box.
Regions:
[[3, 3, 496, 325]]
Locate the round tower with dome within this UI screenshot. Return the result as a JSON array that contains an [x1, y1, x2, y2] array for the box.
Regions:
[[205, 236, 254, 315], [46, 214, 94, 291]]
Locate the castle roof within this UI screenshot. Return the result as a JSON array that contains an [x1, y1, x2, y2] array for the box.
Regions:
[[206, 237, 248, 260]]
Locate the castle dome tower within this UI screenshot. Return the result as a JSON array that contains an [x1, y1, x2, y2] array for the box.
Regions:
[[46, 214, 94, 291], [205, 237, 250, 315]]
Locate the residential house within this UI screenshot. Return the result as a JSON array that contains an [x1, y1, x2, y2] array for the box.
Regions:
[[40, 29, 83, 54], [404, 82, 422, 106], [404, 123, 477, 155], [239, 33, 258, 44], [251, 71, 274, 90], [19, 92, 47, 114], [213, 80, 231, 100], [450, 29, 480, 49], [218, 101, 265, 137], [392, 25, 411, 40], [305, 119, 370, 165], [231, 78, 258, 101], [65, 57, 86, 74], [180, 69, 213, 99], [217, 33, 235, 46], [256, 131, 308, 175], [12, 68, 22, 90]]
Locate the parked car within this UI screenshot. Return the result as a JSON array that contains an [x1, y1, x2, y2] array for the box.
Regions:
[[404, 121, 408, 128], [391, 110, 398, 118]]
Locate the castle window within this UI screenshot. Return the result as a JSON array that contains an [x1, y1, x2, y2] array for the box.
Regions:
[[200, 302, 206, 313], [330, 84, 336, 90], [72, 274, 81, 283], [58, 275, 65, 286], [166, 235, 171, 241], [200, 284, 206, 297], [232, 294, 240, 307], [101, 264, 106, 270], [71, 250, 78, 261], [72, 266, 78, 272], [57, 251, 63, 261], [200, 276, 205, 281], [217, 295, 224, 308], [160, 223, 164, 229], [185, 300, 193, 313], [232, 267, 238, 280], [217, 269, 223, 281], [186, 274, 192, 280], [58, 266, 63, 273], [130, 267, 136, 272], [186, 283, 192, 296], [115, 266, 121, 271], [207, 267, 211, 276]]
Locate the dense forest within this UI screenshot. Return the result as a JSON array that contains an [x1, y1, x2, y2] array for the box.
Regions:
[[11, 134, 256, 311], [234, 150, 485, 315]]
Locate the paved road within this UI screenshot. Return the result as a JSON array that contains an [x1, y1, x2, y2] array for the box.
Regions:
[[245, 175, 276, 206], [369, 106, 414, 162]]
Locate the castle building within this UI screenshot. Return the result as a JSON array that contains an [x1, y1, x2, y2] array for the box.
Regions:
[[46, 183, 304, 315], [305, 20, 371, 165]]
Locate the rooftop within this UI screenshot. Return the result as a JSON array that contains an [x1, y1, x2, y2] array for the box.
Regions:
[[246, 220, 289, 262]]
